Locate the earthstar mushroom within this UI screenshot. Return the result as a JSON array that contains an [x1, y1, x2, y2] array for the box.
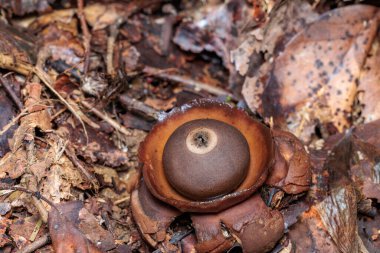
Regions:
[[131, 99, 311, 253]]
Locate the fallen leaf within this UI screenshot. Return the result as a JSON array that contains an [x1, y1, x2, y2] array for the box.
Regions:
[[48, 201, 108, 253]]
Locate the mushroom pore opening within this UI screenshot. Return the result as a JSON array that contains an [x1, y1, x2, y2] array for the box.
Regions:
[[186, 127, 218, 155]]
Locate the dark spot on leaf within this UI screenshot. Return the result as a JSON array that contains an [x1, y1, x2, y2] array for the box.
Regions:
[[314, 59, 323, 69], [344, 31, 353, 39]]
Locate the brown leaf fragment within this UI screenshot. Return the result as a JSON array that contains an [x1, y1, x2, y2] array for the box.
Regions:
[[0, 21, 36, 64], [0, 217, 12, 247], [324, 126, 380, 201], [77, 207, 115, 251], [84, 1, 160, 31], [349, 138, 380, 202], [288, 208, 340, 253], [352, 119, 380, 149], [48, 201, 106, 253], [314, 185, 359, 253], [9, 215, 47, 249], [233, 0, 318, 76], [57, 121, 128, 167], [357, 37, 380, 123], [358, 212, 380, 251]]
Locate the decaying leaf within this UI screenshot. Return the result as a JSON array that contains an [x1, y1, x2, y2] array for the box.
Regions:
[[48, 201, 114, 253], [57, 120, 128, 167], [242, 5, 380, 142]]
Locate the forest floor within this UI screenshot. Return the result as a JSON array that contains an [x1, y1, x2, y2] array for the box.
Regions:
[[0, 0, 380, 252]]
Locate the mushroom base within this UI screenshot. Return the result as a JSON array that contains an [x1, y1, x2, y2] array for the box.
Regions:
[[131, 181, 285, 253]]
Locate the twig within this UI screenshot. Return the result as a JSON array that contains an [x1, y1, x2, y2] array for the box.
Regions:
[[16, 233, 50, 253], [0, 53, 89, 144], [77, 0, 91, 74], [80, 100, 134, 136], [0, 109, 29, 136], [64, 144, 98, 186], [34, 65, 89, 144], [0, 75, 23, 110], [107, 20, 123, 76], [143, 66, 236, 99], [119, 94, 159, 120], [0, 185, 59, 213], [0, 101, 52, 137], [113, 196, 130, 205]]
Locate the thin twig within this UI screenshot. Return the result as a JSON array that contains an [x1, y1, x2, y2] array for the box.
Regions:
[[64, 144, 98, 186], [34, 66, 89, 144], [143, 66, 236, 99], [77, 0, 91, 74], [16, 233, 50, 253], [0, 42, 89, 144], [0, 102, 49, 136], [0, 185, 59, 213], [119, 94, 159, 120], [107, 20, 123, 76], [0, 75, 23, 110], [80, 100, 134, 136]]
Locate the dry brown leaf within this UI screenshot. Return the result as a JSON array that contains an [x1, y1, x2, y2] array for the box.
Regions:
[[0, 217, 12, 247], [48, 201, 107, 253], [315, 185, 359, 253], [242, 5, 380, 142], [144, 97, 177, 111], [265, 5, 379, 137], [233, 0, 318, 76], [289, 208, 340, 252], [357, 37, 380, 123], [8, 215, 47, 249], [57, 120, 128, 167]]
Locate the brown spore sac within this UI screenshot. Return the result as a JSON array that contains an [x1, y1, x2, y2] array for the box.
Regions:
[[163, 119, 250, 200]]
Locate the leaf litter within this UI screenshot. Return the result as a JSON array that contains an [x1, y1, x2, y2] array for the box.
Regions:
[[0, 0, 379, 252]]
